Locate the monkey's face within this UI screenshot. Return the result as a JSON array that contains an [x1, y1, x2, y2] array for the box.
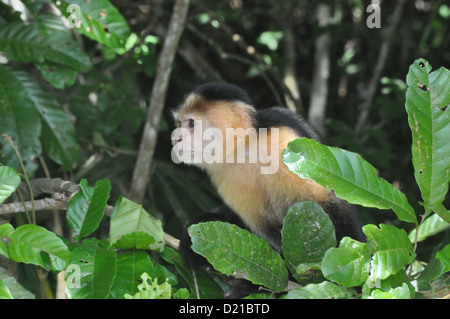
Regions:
[[171, 111, 225, 167], [171, 92, 259, 169]]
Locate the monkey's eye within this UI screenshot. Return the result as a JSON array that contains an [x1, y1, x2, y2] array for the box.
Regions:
[[188, 119, 195, 129]]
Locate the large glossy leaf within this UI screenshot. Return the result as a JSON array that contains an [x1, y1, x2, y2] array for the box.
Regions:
[[0, 166, 20, 204], [282, 138, 417, 224], [405, 59, 450, 215], [65, 238, 117, 299], [188, 221, 289, 292], [67, 179, 110, 240], [6, 224, 71, 271], [109, 197, 165, 252], [52, 0, 131, 49]]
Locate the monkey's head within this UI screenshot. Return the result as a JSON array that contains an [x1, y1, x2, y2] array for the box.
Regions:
[[171, 83, 257, 168]]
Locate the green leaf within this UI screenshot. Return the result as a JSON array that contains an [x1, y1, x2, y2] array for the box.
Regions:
[[322, 237, 371, 287], [0, 66, 42, 174], [281, 201, 336, 275], [364, 224, 415, 282], [109, 197, 165, 252], [0, 223, 14, 258], [283, 281, 353, 299], [0, 278, 13, 299], [408, 213, 450, 242], [108, 250, 154, 299], [21, 71, 80, 170], [108, 250, 177, 299], [405, 59, 450, 212], [0, 271, 35, 299], [282, 138, 417, 224], [0, 22, 90, 70], [52, 0, 131, 49], [0, 166, 20, 204], [188, 221, 288, 292], [0, 65, 80, 172], [362, 270, 415, 299], [65, 238, 117, 299], [436, 244, 450, 273], [67, 179, 110, 240], [370, 283, 413, 299], [7, 224, 72, 271], [258, 31, 283, 51], [433, 204, 450, 223]]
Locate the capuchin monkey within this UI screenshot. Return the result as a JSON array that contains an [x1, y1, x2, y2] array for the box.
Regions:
[[171, 82, 365, 286]]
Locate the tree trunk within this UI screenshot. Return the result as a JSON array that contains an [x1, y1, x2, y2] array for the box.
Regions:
[[129, 0, 190, 204]]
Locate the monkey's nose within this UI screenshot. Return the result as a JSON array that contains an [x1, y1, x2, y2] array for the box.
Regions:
[[172, 136, 183, 146]]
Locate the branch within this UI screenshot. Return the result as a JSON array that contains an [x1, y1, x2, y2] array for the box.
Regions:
[[1, 178, 304, 292], [0, 178, 180, 251], [280, 1, 304, 114], [129, 0, 190, 204], [308, 4, 332, 137], [355, 0, 407, 134]]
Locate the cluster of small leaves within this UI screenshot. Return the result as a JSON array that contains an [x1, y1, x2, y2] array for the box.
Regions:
[[124, 272, 189, 299], [0, 175, 188, 299], [187, 201, 446, 299]]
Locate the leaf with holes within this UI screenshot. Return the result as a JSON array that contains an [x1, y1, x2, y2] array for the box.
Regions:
[[52, 0, 130, 49], [65, 238, 117, 299], [283, 138, 417, 224], [188, 221, 288, 292], [364, 224, 416, 282], [405, 59, 450, 217]]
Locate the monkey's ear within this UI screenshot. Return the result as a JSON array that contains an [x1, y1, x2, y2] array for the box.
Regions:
[[171, 109, 180, 121]]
